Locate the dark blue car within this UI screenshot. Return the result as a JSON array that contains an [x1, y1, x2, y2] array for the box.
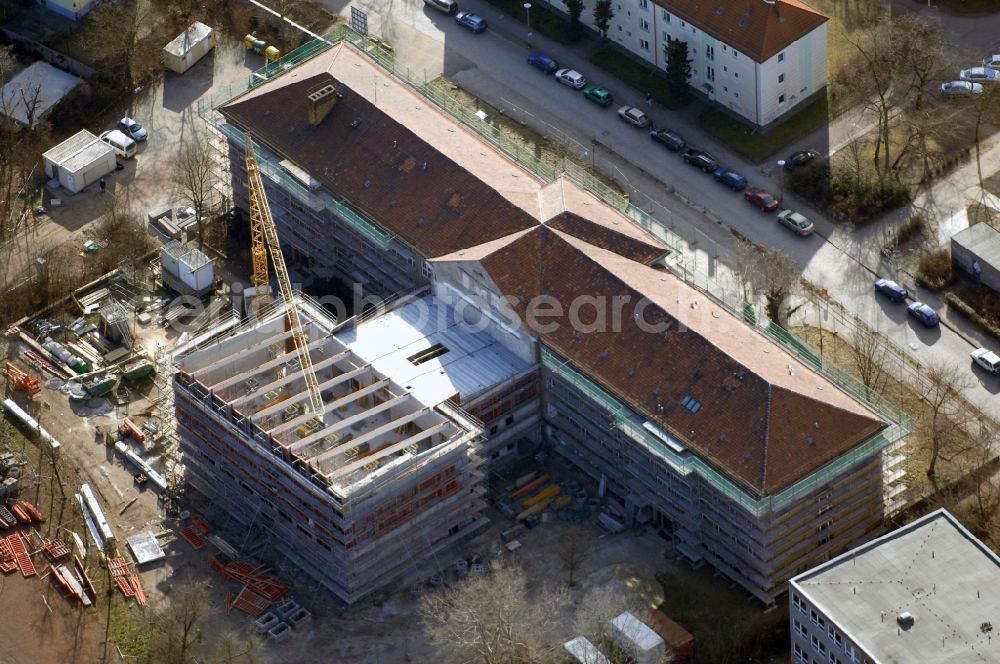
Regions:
[[527, 51, 559, 74], [874, 278, 908, 303], [907, 302, 940, 327], [455, 11, 487, 33], [712, 167, 748, 191]]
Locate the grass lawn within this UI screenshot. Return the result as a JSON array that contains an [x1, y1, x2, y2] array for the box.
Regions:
[[699, 96, 829, 163], [481, 0, 577, 43], [588, 44, 686, 108]]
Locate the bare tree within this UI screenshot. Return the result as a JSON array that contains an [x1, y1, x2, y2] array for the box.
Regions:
[[143, 579, 211, 664], [420, 562, 567, 664], [561, 528, 590, 589], [207, 630, 262, 664], [738, 245, 801, 325], [849, 319, 889, 398], [921, 362, 973, 479], [174, 137, 217, 250]]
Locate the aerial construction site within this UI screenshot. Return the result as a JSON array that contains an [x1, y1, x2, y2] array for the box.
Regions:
[[0, 17, 918, 664]]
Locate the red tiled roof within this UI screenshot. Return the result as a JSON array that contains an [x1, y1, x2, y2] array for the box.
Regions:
[[221, 72, 538, 258], [479, 227, 886, 497], [546, 211, 668, 265], [658, 0, 828, 62]]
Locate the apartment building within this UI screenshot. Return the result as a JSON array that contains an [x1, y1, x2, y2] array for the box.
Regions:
[[190, 37, 909, 604], [789, 509, 1000, 664], [578, 0, 828, 126]]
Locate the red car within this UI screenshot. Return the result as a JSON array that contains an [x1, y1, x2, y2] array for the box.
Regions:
[[744, 187, 779, 212]]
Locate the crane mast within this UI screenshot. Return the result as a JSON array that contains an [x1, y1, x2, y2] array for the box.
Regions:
[[243, 132, 325, 421]]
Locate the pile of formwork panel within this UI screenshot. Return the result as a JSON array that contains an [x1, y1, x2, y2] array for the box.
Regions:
[[5, 533, 35, 576], [209, 554, 289, 617], [108, 555, 146, 606]]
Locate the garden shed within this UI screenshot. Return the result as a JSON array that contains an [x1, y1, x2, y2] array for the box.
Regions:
[[164, 22, 215, 74], [42, 129, 116, 194], [952, 222, 1000, 294]]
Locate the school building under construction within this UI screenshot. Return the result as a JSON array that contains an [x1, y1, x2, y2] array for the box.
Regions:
[[178, 35, 910, 605]]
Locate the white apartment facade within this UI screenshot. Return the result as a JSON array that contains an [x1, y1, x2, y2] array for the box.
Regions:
[[577, 0, 828, 126]]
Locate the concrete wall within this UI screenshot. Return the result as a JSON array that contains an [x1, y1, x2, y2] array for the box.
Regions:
[[952, 231, 1000, 294]]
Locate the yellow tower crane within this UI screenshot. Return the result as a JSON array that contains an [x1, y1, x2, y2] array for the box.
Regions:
[[243, 132, 325, 421]]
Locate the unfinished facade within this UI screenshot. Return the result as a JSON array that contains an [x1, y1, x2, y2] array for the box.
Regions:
[[173, 296, 494, 603], [187, 37, 909, 604]]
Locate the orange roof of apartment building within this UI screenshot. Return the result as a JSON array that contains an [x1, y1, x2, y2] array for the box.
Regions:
[[659, 0, 828, 62], [476, 227, 885, 497]]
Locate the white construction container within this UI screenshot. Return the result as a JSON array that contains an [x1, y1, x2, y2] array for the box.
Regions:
[[160, 240, 215, 296], [42, 130, 116, 194], [164, 22, 215, 74], [564, 636, 611, 664], [609, 612, 666, 664]]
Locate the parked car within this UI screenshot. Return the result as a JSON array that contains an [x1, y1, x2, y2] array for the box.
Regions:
[[873, 278, 908, 302], [776, 209, 815, 236], [527, 51, 559, 74], [555, 69, 586, 89], [984, 54, 1000, 70], [940, 81, 983, 97], [424, 0, 458, 14], [960, 67, 1000, 83], [455, 11, 487, 32], [784, 150, 819, 170], [617, 106, 650, 128], [582, 84, 613, 106], [117, 116, 147, 142], [971, 347, 1000, 374], [681, 149, 718, 173], [743, 187, 779, 212], [907, 302, 940, 327], [712, 167, 748, 191], [649, 127, 685, 151]]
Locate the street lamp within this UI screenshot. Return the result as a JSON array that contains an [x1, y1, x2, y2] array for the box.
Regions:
[[524, 2, 532, 37], [776, 159, 786, 204]]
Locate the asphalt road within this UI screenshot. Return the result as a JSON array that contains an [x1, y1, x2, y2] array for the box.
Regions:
[[325, 0, 1000, 410]]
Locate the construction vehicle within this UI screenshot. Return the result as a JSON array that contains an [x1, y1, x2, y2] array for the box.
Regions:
[[5, 362, 41, 397], [244, 133, 324, 422]]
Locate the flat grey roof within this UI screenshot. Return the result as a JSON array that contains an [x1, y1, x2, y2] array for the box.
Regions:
[[791, 509, 1000, 664], [952, 222, 1000, 269], [43, 129, 113, 173], [335, 295, 532, 407], [0, 60, 80, 126]]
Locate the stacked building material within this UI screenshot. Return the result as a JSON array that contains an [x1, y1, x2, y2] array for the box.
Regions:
[[42, 538, 70, 561], [108, 555, 146, 605], [0, 538, 16, 573], [6, 533, 35, 577]]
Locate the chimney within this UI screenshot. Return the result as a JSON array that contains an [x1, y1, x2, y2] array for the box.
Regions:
[[307, 82, 342, 126]]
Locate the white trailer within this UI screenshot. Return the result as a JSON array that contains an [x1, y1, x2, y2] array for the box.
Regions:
[[164, 22, 216, 74], [609, 612, 666, 664], [42, 130, 116, 194]]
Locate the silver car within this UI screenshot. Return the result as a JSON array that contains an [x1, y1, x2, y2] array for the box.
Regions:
[[616, 106, 650, 128], [959, 67, 999, 83], [777, 209, 815, 236], [555, 68, 587, 89], [982, 54, 1000, 70], [940, 81, 983, 97]]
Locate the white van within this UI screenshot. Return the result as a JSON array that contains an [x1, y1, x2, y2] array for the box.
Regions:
[[424, 0, 458, 14], [99, 129, 137, 159]]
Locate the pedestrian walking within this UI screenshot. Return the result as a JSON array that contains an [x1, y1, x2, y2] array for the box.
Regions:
[[99, 178, 106, 194], [645, 92, 653, 107]]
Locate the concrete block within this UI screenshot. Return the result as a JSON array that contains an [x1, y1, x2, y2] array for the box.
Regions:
[[275, 600, 300, 620], [267, 622, 292, 642], [254, 612, 279, 635], [287, 607, 312, 628]]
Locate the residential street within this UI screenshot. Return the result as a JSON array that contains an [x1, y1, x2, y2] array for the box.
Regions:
[[323, 0, 1000, 410]]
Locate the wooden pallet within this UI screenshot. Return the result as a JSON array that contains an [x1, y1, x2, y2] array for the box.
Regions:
[[180, 527, 207, 549], [232, 587, 271, 618], [6, 534, 35, 577], [42, 538, 70, 561]]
